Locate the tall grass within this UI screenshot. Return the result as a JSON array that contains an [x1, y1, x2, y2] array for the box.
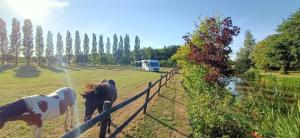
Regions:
[[259, 102, 300, 138], [260, 74, 300, 93]]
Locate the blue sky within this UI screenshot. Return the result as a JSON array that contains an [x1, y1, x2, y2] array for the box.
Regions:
[[0, 0, 300, 59]]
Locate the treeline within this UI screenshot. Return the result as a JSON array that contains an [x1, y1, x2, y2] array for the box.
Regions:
[[235, 9, 300, 74], [0, 18, 179, 67]]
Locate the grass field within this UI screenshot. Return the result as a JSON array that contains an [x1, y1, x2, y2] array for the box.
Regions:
[[0, 65, 170, 138], [126, 74, 191, 138]]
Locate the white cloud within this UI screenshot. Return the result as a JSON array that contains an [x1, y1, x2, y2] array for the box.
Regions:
[[5, 0, 70, 19], [48, 0, 70, 8]]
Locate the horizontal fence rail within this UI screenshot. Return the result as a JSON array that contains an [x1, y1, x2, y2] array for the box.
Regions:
[[61, 68, 179, 138]]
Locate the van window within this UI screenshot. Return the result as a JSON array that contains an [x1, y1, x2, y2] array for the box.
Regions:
[[150, 62, 159, 67]]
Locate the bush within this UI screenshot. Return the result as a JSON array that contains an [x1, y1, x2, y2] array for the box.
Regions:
[[159, 59, 176, 67], [244, 68, 261, 81], [182, 65, 253, 137]]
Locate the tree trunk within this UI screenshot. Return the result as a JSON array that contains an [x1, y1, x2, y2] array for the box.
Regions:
[[281, 64, 288, 74]]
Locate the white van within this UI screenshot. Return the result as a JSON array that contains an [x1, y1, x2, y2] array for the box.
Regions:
[[141, 60, 160, 72]]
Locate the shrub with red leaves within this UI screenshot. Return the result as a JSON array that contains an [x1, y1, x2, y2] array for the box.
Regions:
[[184, 17, 240, 86]]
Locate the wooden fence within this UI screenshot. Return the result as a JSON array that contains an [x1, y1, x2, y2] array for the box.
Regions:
[[61, 68, 179, 138]]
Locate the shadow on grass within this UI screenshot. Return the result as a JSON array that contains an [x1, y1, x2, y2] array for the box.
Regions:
[[159, 94, 185, 106], [60, 65, 80, 71], [14, 65, 41, 78], [40, 65, 64, 73], [109, 122, 134, 138], [0, 64, 16, 73], [145, 113, 190, 138]]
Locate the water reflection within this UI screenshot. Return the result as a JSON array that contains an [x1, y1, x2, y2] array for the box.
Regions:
[[225, 77, 243, 96]]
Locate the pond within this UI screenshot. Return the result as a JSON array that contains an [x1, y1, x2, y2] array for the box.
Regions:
[[225, 77, 243, 96]]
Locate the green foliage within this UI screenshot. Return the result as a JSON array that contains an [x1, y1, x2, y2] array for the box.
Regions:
[[236, 30, 255, 72], [0, 18, 8, 64], [106, 37, 111, 54], [65, 31, 72, 65], [74, 30, 81, 64], [278, 8, 300, 69], [244, 68, 261, 81], [171, 45, 190, 68], [253, 9, 300, 72], [45, 31, 53, 66], [182, 65, 253, 138], [83, 33, 89, 56], [133, 35, 141, 61], [98, 35, 104, 65], [271, 34, 294, 74], [22, 19, 34, 66], [172, 16, 254, 137], [35, 25, 44, 66], [124, 34, 131, 65], [91, 33, 97, 65], [116, 35, 123, 64], [56, 33, 63, 65], [159, 59, 176, 67], [112, 34, 118, 64], [252, 38, 274, 71], [83, 33, 89, 64], [9, 18, 21, 65], [260, 74, 300, 92]]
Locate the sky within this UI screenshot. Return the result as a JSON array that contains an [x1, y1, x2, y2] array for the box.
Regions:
[[0, 0, 300, 59]]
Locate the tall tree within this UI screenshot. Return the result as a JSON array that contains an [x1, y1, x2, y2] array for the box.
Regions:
[[106, 37, 113, 64], [65, 31, 72, 65], [117, 35, 123, 64], [145, 47, 153, 59], [35, 25, 44, 66], [56, 33, 64, 65], [277, 9, 300, 70], [91, 33, 97, 65], [74, 30, 81, 64], [252, 36, 275, 71], [45, 31, 54, 66], [10, 18, 21, 65], [98, 35, 104, 65], [22, 19, 34, 66], [0, 18, 8, 64], [235, 30, 256, 72], [83, 33, 89, 63], [271, 34, 293, 74], [112, 34, 118, 64], [133, 36, 140, 61], [124, 34, 131, 64], [106, 37, 111, 54]]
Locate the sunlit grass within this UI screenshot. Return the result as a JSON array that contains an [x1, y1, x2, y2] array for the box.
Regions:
[[0, 65, 165, 138]]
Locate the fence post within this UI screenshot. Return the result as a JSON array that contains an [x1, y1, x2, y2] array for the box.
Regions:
[[143, 82, 152, 114], [99, 101, 112, 138], [165, 71, 168, 86], [158, 75, 163, 95]]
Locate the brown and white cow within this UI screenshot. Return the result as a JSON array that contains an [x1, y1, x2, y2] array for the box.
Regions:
[[0, 87, 76, 138]]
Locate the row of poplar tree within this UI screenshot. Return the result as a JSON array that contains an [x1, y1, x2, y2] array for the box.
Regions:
[[0, 18, 143, 66]]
